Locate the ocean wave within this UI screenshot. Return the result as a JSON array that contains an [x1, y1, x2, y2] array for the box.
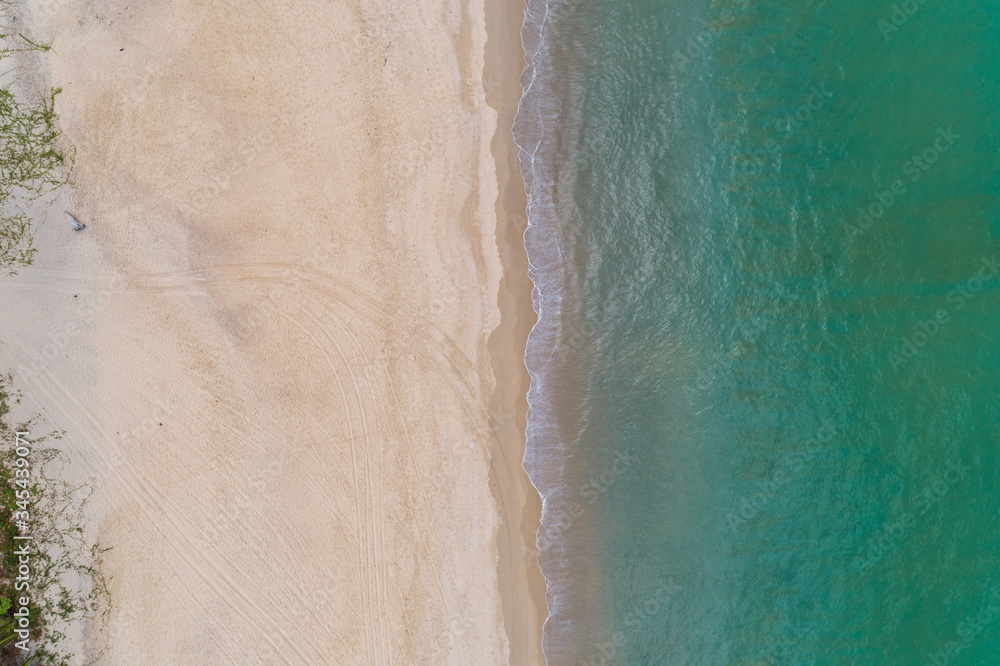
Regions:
[[513, 0, 594, 661]]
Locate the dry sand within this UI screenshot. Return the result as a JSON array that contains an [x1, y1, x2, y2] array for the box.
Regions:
[[0, 0, 544, 663]]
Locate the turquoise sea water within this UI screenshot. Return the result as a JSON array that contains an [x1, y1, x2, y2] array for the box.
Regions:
[[516, 1, 1000, 663]]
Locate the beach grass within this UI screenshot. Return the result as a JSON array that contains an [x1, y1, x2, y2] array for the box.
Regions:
[[0, 380, 107, 666], [0, 20, 102, 666], [0, 28, 68, 275]]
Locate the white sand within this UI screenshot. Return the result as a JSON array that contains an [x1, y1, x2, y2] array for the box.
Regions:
[[0, 0, 539, 662]]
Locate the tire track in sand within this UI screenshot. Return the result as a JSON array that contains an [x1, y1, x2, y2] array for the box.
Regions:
[[294, 304, 393, 665], [6, 262, 526, 659], [3, 340, 314, 664], [275, 308, 381, 664], [291, 285, 461, 658]]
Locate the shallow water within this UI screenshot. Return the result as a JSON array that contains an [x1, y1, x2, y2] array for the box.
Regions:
[[516, 1, 1000, 663]]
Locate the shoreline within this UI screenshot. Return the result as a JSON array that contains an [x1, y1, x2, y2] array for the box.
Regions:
[[485, 0, 548, 664]]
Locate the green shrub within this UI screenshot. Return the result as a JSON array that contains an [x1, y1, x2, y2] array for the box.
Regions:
[[0, 31, 69, 274]]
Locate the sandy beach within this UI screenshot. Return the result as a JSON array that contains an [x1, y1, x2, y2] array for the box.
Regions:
[[0, 0, 543, 663]]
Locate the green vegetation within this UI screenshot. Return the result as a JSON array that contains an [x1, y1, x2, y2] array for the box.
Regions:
[[0, 380, 107, 666], [0, 23, 102, 666], [0, 31, 69, 274]]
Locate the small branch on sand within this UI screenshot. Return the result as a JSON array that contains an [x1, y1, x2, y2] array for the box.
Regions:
[[64, 212, 85, 231]]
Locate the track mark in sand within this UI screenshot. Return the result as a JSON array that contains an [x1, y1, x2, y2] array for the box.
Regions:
[[279, 287, 463, 659], [296, 285, 479, 657], [276, 308, 381, 664], [9, 261, 521, 496], [296, 299, 398, 664], [7, 262, 503, 464], [3, 341, 317, 665], [4, 262, 530, 657], [6, 262, 482, 387]]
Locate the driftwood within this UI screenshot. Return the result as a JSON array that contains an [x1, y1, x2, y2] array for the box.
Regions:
[[65, 211, 85, 231]]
